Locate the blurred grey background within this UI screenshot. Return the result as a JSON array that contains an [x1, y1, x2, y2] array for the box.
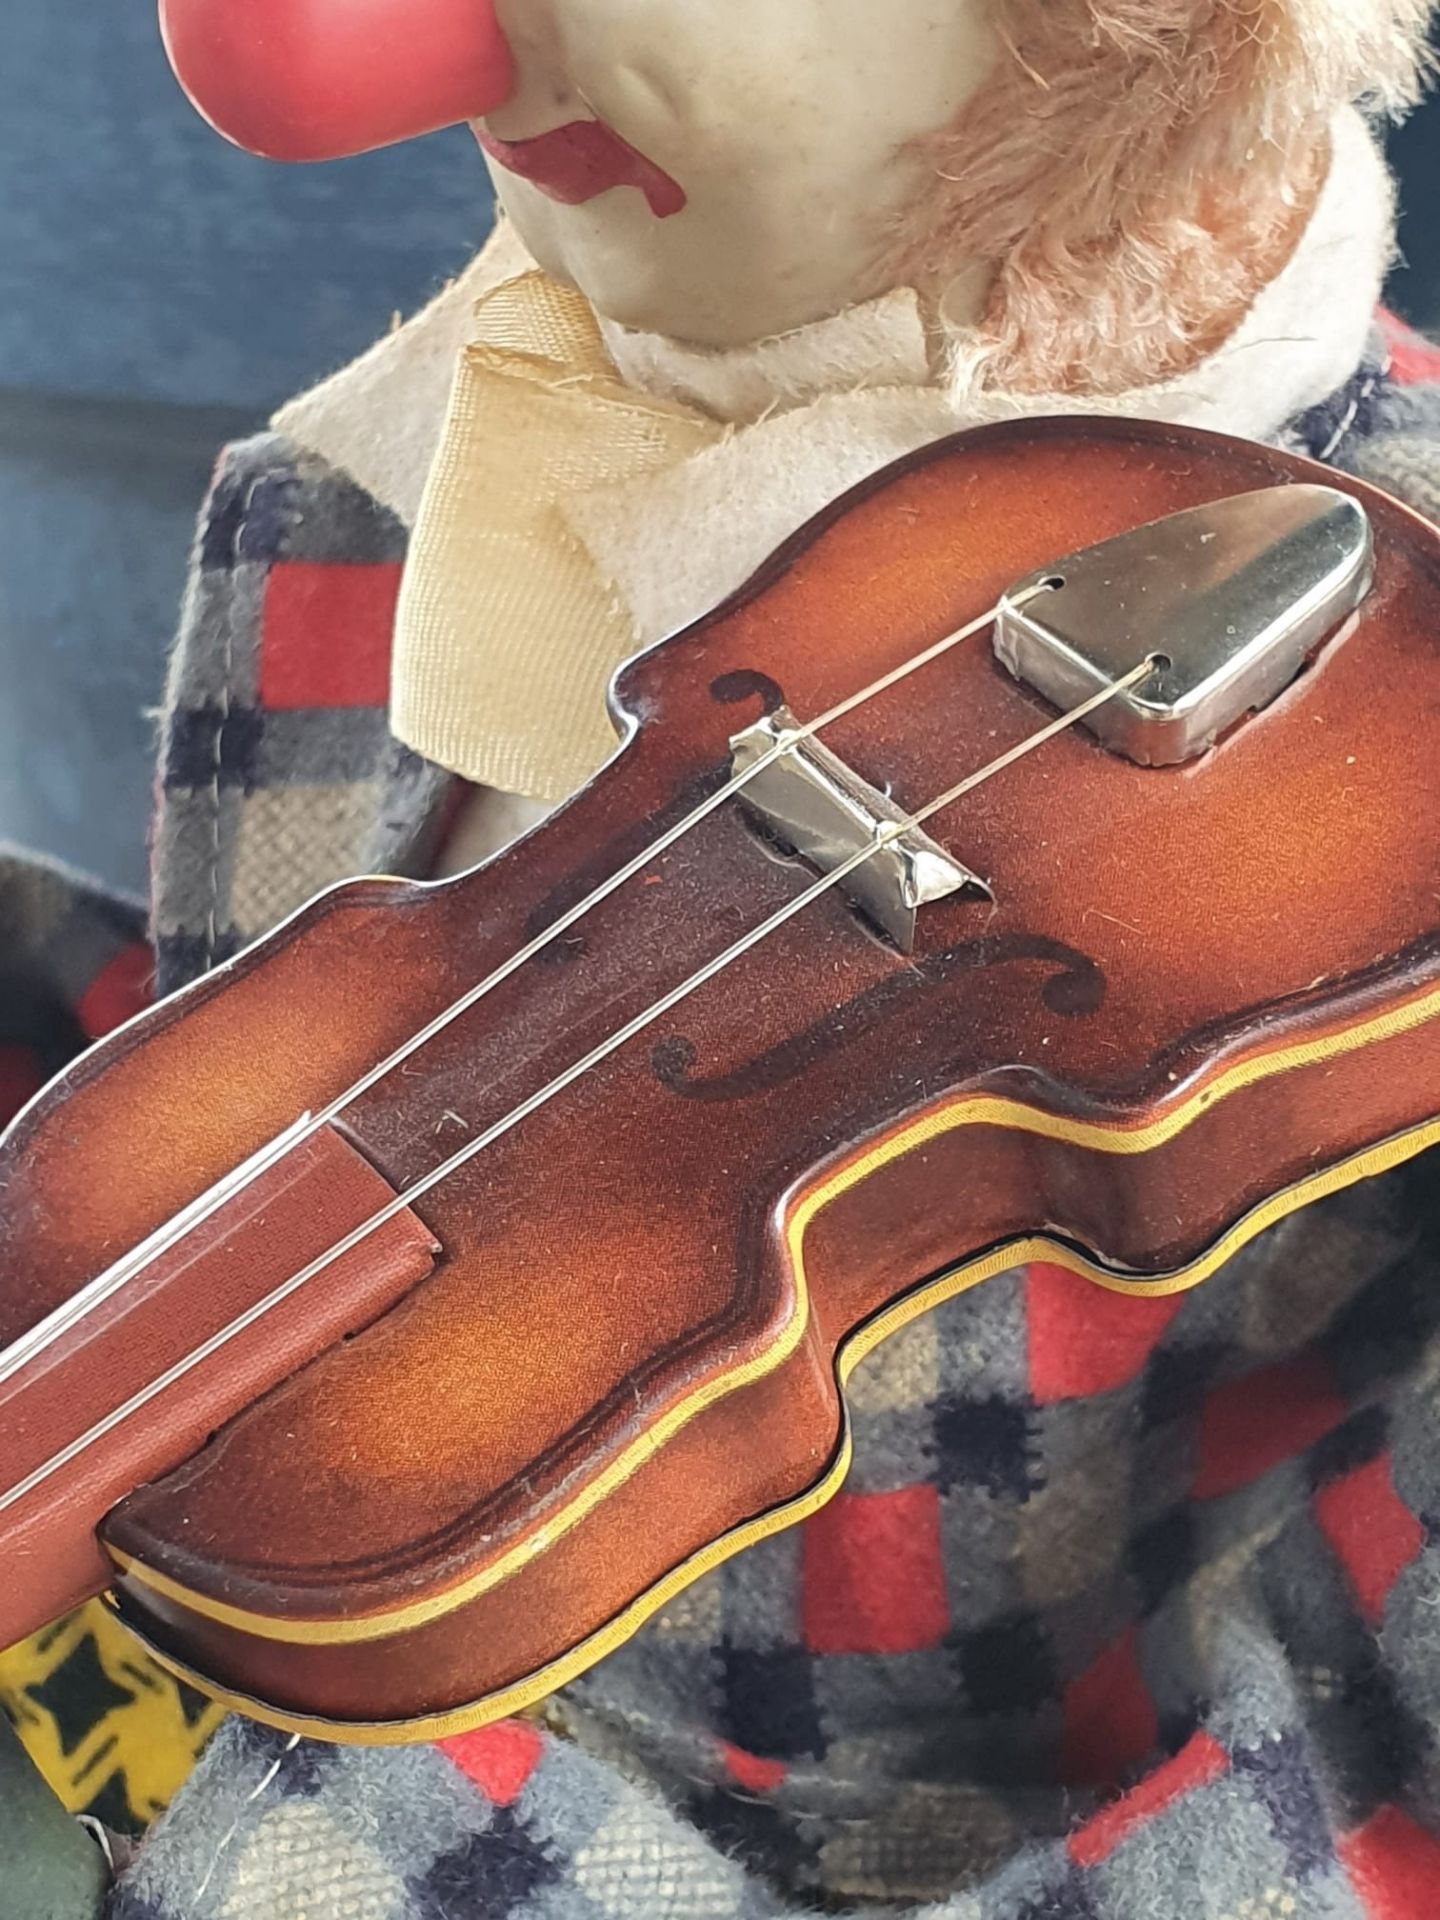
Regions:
[[0, 9, 1436, 895], [0, 6, 496, 895]]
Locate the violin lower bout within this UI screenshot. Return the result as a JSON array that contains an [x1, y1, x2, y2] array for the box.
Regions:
[[105, 969, 1440, 1741]]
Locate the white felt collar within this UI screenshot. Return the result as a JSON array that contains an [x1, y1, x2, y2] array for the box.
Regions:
[[559, 109, 1392, 663], [277, 106, 1389, 534], [596, 106, 1389, 441]]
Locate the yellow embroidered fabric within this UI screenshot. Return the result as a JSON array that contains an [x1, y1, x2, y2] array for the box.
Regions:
[[0, 1601, 224, 1829]]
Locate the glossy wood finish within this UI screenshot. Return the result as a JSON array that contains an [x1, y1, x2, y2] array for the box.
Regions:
[[0, 1126, 437, 1648], [1, 418, 1437, 1737]]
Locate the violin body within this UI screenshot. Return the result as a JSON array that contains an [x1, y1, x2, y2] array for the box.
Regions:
[[2, 418, 1438, 1739]]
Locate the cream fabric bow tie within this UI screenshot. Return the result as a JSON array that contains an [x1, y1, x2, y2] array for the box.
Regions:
[[392, 271, 721, 802]]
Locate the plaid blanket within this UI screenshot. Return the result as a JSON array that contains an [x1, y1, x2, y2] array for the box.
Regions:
[[2, 317, 1440, 1918]]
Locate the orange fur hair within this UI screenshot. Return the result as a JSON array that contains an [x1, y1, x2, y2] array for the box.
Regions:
[[888, 1, 1433, 394]]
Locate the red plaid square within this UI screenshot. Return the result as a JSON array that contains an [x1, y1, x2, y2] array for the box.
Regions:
[[0, 1043, 44, 1124], [718, 1742, 788, 1793], [439, 1719, 544, 1806], [1061, 1626, 1158, 1789], [260, 561, 402, 711], [1194, 1351, 1346, 1500], [76, 942, 154, 1041], [1379, 310, 1440, 387], [1341, 1804, 1440, 1920], [802, 1485, 949, 1655], [1068, 1730, 1229, 1869], [1315, 1453, 1424, 1626], [1027, 1263, 1185, 1402]]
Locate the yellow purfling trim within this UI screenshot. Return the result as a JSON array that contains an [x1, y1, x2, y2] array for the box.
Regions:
[[114, 1111, 1440, 1747], [113, 979, 1440, 1653]]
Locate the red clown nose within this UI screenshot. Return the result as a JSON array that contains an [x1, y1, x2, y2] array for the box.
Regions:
[[158, 0, 515, 162]]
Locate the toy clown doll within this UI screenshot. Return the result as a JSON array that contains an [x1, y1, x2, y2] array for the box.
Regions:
[[4, 2, 1440, 1917]]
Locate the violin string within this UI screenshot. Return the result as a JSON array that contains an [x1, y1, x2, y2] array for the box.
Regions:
[[0, 589, 1045, 1395], [0, 654, 1156, 1516]]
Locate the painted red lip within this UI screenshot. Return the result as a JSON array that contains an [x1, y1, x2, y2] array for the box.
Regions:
[[474, 120, 686, 218]]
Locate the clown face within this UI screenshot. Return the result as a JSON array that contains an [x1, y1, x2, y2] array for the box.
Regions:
[[161, 0, 997, 344], [477, 0, 1000, 346]]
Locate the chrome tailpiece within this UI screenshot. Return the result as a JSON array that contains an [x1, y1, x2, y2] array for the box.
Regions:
[[995, 485, 1373, 766]]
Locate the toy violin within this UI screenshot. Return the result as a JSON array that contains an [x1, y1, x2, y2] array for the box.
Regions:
[[1, 417, 1437, 1742]]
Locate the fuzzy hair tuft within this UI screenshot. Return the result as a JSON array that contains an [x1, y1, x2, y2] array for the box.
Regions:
[[888, 0, 1434, 394]]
